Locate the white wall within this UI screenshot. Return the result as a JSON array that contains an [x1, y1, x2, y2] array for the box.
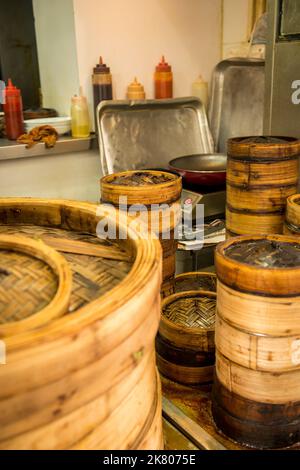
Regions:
[[0, 150, 101, 202], [33, 0, 80, 116], [222, 0, 250, 58], [73, 0, 222, 127]]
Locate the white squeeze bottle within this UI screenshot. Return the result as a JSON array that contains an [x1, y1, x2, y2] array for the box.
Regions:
[[192, 75, 208, 110], [71, 87, 90, 138]]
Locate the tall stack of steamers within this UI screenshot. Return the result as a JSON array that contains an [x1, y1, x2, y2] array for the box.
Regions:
[[214, 136, 300, 448]]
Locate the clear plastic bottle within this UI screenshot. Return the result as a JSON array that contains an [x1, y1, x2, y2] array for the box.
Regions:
[[192, 75, 208, 110], [71, 87, 90, 138]]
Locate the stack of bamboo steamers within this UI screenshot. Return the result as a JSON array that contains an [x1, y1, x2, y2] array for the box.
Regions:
[[0, 199, 164, 450], [214, 136, 300, 449]]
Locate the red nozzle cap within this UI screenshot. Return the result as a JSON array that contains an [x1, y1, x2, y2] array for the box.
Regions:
[[5, 78, 21, 97], [93, 56, 110, 74], [155, 55, 171, 72]]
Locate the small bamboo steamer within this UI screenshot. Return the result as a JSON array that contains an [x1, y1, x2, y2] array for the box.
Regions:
[[217, 281, 300, 336], [215, 234, 300, 297], [216, 351, 300, 404], [174, 271, 217, 293], [0, 235, 72, 337], [215, 313, 300, 372], [226, 207, 284, 235], [156, 290, 216, 385], [286, 194, 300, 228], [101, 170, 182, 206], [101, 170, 182, 293], [226, 136, 300, 236]]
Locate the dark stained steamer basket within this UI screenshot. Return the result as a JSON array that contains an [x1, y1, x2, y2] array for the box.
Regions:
[[156, 290, 216, 385], [226, 136, 300, 236], [174, 272, 217, 293], [213, 234, 300, 449]]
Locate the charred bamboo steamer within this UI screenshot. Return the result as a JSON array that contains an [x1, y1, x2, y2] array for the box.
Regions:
[[226, 136, 300, 236], [174, 272, 216, 293], [100, 170, 182, 295], [0, 198, 163, 450], [284, 194, 300, 236], [213, 234, 300, 449], [156, 290, 216, 385]]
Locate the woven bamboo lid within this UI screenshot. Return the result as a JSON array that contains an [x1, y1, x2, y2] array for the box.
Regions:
[[0, 235, 72, 337]]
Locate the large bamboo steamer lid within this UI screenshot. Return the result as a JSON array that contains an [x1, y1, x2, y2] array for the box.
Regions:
[[215, 234, 300, 297], [226, 136, 300, 236], [156, 290, 216, 385], [101, 170, 182, 292], [0, 235, 72, 337], [0, 198, 163, 450]]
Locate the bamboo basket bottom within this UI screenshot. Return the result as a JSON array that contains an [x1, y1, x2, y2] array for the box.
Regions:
[[212, 376, 300, 449]]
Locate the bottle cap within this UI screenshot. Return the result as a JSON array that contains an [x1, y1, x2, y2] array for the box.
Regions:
[[5, 78, 21, 97], [126, 77, 146, 100], [155, 56, 171, 72], [72, 86, 88, 104], [93, 56, 110, 74]]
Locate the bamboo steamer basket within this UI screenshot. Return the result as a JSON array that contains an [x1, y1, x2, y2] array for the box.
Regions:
[[100, 170, 182, 295], [156, 290, 216, 385], [0, 198, 163, 450], [213, 234, 300, 448], [174, 272, 217, 293], [0, 235, 72, 337], [226, 136, 300, 236], [285, 194, 300, 236]]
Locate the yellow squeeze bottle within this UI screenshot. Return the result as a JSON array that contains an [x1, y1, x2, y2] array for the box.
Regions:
[[71, 87, 90, 138]]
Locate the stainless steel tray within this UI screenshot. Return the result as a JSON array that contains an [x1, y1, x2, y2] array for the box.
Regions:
[[97, 98, 214, 175], [209, 58, 265, 153]]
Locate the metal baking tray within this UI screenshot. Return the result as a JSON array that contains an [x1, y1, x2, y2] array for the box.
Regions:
[[97, 98, 214, 175], [209, 58, 265, 153]]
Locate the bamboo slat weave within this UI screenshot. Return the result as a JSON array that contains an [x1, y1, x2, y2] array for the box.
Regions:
[[0, 250, 57, 323], [162, 296, 216, 329], [0, 225, 133, 315]]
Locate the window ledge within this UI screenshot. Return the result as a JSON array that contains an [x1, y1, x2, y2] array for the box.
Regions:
[[0, 135, 96, 162]]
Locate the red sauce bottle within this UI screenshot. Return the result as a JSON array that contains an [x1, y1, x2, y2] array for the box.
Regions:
[[3, 79, 24, 140], [154, 56, 173, 99]]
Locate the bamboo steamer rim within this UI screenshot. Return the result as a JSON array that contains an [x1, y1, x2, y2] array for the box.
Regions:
[[0, 198, 162, 351], [215, 234, 300, 296], [101, 170, 181, 194], [228, 136, 300, 159], [161, 290, 216, 335], [0, 234, 72, 337], [286, 194, 300, 227], [175, 271, 217, 282]]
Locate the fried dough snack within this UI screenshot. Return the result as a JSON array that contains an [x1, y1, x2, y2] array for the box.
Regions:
[[18, 125, 58, 148]]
